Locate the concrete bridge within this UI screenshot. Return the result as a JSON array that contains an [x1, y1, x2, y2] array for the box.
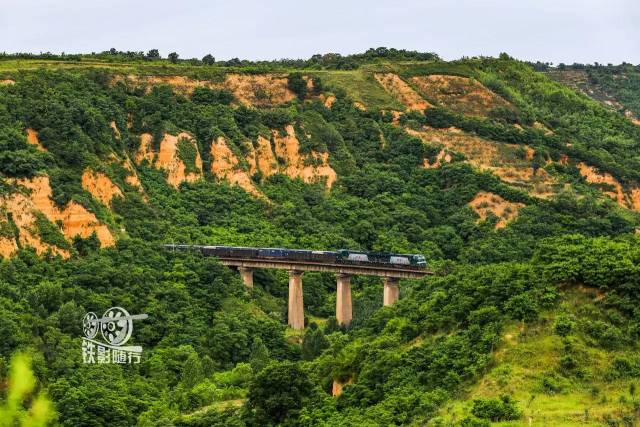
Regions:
[[166, 245, 431, 330]]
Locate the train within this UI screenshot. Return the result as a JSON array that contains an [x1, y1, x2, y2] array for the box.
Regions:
[[164, 244, 427, 270]]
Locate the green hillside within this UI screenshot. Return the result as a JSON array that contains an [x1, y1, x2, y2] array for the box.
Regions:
[[1, 51, 640, 426]]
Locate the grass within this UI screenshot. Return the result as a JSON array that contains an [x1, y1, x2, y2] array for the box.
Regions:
[[311, 68, 403, 111], [436, 290, 640, 426]]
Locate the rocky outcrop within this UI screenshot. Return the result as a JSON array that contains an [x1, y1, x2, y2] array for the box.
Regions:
[[0, 176, 114, 258], [0, 79, 14, 86], [374, 73, 431, 111], [136, 132, 203, 188], [271, 125, 337, 188], [210, 136, 262, 197], [81, 170, 123, 206], [209, 125, 337, 197]]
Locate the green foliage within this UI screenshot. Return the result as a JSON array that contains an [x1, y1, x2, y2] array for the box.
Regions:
[[177, 137, 199, 174], [249, 337, 270, 373], [301, 324, 329, 360], [586, 64, 640, 116], [471, 395, 522, 421], [72, 231, 100, 256], [553, 314, 575, 337], [0, 124, 49, 177], [1, 57, 640, 426], [287, 73, 307, 100], [245, 361, 314, 426], [0, 353, 55, 427], [33, 212, 71, 250], [191, 87, 234, 105]]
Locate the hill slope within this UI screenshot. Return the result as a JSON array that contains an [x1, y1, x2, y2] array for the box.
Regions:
[[0, 53, 639, 426]]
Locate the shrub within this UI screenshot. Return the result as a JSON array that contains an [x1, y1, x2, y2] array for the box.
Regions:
[[192, 87, 234, 105], [461, 416, 491, 427], [554, 315, 574, 337], [177, 137, 199, 174], [471, 395, 522, 421], [287, 73, 307, 100]]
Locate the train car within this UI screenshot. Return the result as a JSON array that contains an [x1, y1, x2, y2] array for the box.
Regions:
[[165, 245, 426, 269], [256, 248, 337, 264], [336, 249, 426, 269]]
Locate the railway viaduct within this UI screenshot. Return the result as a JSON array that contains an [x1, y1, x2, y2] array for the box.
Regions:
[[169, 247, 431, 330]]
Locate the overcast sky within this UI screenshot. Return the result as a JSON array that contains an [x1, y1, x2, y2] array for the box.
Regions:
[[2, 0, 638, 64]]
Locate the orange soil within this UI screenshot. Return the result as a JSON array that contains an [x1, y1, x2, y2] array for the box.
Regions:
[[374, 73, 431, 111], [0, 176, 114, 258], [210, 137, 262, 197], [0, 79, 15, 86], [122, 156, 144, 191], [136, 132, 203, 188], [423, 149, 452, 169], [577, 162, 628, 207], [304, 76, 314, 93], [332, 378, 353, 397], [630, 189, 640, 210], [407, 126, 556, 197], [110, 121, 121, 139], [247, 136, 278, 177], [26, 129, 46, 151], [410, 75, 512, 117], [135, 133, 155, 164], [353, 101, 367, 111], [112, 73, 296, 107], [468, 191, 524, 229], [209, 125, 337, 197], [272, 125, 337, 188], [533, 121, 554, 135], [81, 170, 123, 206], [321, 94, 336, 108]]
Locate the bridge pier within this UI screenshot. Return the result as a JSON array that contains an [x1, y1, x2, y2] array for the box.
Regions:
[[288, 270, 305, 330], [383, 277, 400, 306], [336, 274, 352, 327], [238, 267, 254, 288]]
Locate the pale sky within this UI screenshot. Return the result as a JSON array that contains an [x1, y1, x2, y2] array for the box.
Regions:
[[2, 0, 638, 64]]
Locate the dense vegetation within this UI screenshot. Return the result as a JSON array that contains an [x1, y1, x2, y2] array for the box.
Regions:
[[1, 53, 640, 426], [0, 46, 439, 70]]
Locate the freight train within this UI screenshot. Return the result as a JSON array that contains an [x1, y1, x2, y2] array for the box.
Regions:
[[164, 245, 426, 269]]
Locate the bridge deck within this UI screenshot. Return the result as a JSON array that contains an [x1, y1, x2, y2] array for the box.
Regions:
[[217, 257, 430, 279]]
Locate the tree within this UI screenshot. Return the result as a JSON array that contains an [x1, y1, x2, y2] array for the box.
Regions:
[[245, 361, 313, 426], [249, 337, 270, 373], [202, 54, 215, 65], [301, 326, 329, 360], [72, 231, 100, 256], [287, 73, 307, 100], [146, 49, 160, 60], [168, 52, 179, 63], [471, 395, 522, 422], [182, 353, 204, 389]]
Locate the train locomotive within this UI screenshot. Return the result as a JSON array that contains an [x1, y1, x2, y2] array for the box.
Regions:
[[165, 244, 426, 270]]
